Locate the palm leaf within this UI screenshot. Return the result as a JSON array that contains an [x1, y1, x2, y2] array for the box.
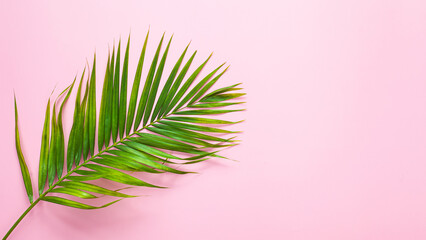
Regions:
[[5, 31, 245, 240], [57, 79, 76, 177]]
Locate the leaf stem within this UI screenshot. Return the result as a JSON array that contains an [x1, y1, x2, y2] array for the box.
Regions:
[[2, 198, 40, 240]]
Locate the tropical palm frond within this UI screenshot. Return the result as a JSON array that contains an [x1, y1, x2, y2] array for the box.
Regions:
[[5, 30, 245, 239]]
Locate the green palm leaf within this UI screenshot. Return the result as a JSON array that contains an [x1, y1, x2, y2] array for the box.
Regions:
[[5, 31, 245, 240]]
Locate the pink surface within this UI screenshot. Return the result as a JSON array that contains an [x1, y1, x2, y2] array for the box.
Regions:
[[1, 0, 426, 239]]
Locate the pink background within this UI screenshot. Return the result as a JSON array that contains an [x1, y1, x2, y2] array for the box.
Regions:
[[1, 0, 426, 239]]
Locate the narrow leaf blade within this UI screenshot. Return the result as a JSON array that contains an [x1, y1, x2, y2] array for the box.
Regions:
[[67, 71, 85, 170], [38, 99, 51, 195], [111, 41, 121, 142], [50, 187, 97, 199], [89, 56, 97, 155], [57, 80, 76, 177], [134, 32, 164, 130], [105, 48, 115, 146], [98, 54, 110, 151], [42, 196, 120, 209], [127, 31, 150, 134], [58, 181, 136, 198], [14, 96, 34, 203], [118, 36, 130, 138], [85, 164, 164, 188], [47, 104, 57, 186]]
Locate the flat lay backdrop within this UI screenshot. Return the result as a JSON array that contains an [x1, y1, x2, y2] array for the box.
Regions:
[[1, 0, 426, 239]]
